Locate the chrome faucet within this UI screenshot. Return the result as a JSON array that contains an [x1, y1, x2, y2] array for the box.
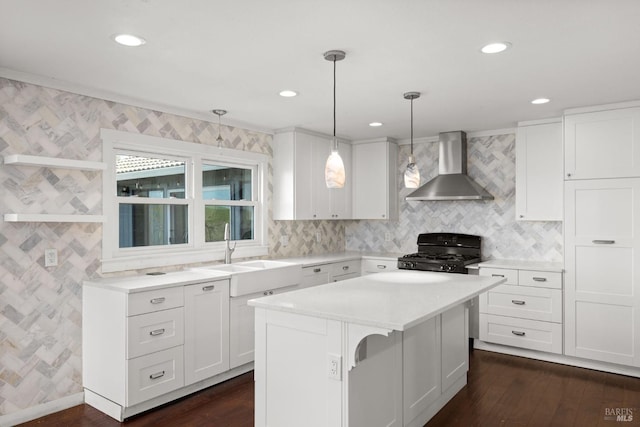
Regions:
[[224, 223, 236, 264]]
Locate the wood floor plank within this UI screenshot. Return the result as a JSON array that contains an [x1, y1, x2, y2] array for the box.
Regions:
[[18, 350, 640, 427]]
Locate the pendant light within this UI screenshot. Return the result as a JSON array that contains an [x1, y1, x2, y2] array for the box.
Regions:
[[212, 109, 227, 149], [403, 92, 421, 188], [324, 50, 346, 189]]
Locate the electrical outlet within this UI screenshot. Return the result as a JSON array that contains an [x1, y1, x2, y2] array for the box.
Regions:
[[327, 354, 342, 380], [44, 248, 58, 267], [316, 231, 322, 243], [280, 235, 289, 246], [385, 232, 391, 242]]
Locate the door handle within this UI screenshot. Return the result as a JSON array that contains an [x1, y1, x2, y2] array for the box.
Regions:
[[150, 297, 166, 304], [202, 285, 215, 291], [149, 328, 165, 336], [511, 331, 526, 337], [532, 277, 547, 282], [592, 240, 615, 245], [511, 300, 525, 305]]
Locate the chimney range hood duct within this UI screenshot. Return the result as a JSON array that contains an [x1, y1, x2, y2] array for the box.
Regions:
[[405, 131, 494, 201]]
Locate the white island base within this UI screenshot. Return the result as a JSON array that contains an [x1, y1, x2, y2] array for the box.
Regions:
[[250, 271, 504, 427]]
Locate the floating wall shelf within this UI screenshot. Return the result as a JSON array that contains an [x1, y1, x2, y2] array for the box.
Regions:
[[3, 214, 105, 223], [2, 154, 107, 171]]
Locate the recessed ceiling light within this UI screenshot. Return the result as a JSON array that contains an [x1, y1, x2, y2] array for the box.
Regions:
[[531, 98, 550, 104], [480, 42, 511, 54], [113, 34, 146, 47], [279, 90, 298, 97], [369, 122, 383, 127]]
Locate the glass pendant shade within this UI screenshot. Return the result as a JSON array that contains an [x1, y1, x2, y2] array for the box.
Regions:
[[404, 155, 420, 188], [325, 146, 346, 188]]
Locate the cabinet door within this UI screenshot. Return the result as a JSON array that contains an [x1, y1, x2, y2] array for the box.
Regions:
[[184, 280, 230, 385], [329, 140, 352, 219], [441, 304, 468, 392], [515, 121, 563, 220], [301, 265, 330, 288], [564, 107, 640, 180], [564, 178, 640, 366], [310, 135, 333, 219], [353, 141, 398, 220], [403, 316, 441, 425], [229, 285, 299, 369]]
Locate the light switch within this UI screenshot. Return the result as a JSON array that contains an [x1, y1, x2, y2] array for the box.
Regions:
[[44, 248, 58, 267]]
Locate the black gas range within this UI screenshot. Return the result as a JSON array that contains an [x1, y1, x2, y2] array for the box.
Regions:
[[397, 233, 481, 274]]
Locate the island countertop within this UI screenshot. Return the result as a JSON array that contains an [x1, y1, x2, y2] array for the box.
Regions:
[[249, 270, 505, 331]]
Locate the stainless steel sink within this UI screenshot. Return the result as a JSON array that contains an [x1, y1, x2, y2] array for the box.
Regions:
[[196, 260, 302, 297]]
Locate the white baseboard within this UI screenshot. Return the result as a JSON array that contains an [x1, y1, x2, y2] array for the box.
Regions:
[[0, 392, 84, 427], [474, 339, 640, 378]]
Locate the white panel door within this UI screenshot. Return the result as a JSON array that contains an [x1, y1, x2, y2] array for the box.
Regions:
[[515, 121, 563, 220], [564, 107, 640, 179], [441, 304, 468, 393], [310, 134, 333, 219], [403, 316, 441, 426], [353, 141, 390, 220], [329, 140, 352, 219], [564, 178, 640, 366], [184, 280, 230, 385]]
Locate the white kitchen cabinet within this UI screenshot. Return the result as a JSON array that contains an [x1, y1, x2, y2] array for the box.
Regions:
[[441, 304, 468, 392], [515, 119, 563, 221], [300, 259, 362, 288], [564, 105, 640, 180], [184, 281, 230, 385], [83, 274, 244, 421], [478, 266, 563, 354], [564, 178, 640, 366], [273, 128, 352, 220], [352, 138, 398, 220], [229, 284, 298, 369], [330, 259, 361, 282]]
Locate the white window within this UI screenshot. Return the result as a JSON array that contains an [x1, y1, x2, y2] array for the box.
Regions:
[[101, 129, 268, 273]]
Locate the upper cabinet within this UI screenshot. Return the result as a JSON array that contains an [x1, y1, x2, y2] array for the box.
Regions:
[[564, 105, 640, 180], [273, 128, 352, 220], [515, 119, 563, 221], [352, 138, 398, 220]]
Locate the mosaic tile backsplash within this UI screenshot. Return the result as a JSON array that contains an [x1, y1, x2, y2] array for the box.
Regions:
[[0, 78, 342, 416], [345, 133, 563, 260]]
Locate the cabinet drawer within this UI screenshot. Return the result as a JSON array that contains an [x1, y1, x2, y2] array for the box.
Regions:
[[362, 258, 398, 274], [127, 307, 184, 358], [518, 270, 562, 289], [479, 314, 562, 354], [332, 272, 360, 282], [479, 285, 562, 322], [330, 260, 361, 277], [301, 265, 330, 288], [126, 346, 184, 406], [128, 287, 184, 316], [479, 268, 518, 285]]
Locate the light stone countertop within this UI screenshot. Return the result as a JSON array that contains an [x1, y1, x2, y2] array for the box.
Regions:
[[277, 251, 403, 267], [248, 270, 505, 331], [475, 259, 564, 272], [83, 270, 231, 293]]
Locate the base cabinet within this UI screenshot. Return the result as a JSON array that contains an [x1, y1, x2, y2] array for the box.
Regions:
[[479, 266, 563, 355], [229, 284, 299, 369], [83, 277, 233, 420], [184, 281, 230, 384]]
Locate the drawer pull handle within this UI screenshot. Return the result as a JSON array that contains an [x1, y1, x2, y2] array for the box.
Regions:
[[532, 277, 547, 282], [343, 266, 349, 271], [149, 371, 165, 380], [150, 297, 166, 304], [313, 268, 321, 273], [202, 285, 215, 291], [593, 240, 615, 245], [377, 265, 387, 269], [149, 328, 165, 336], [512, 331, 526, 337], [263, 290, 274, 296], [491, 274, 505, 278], [511, 300, 526, 305]]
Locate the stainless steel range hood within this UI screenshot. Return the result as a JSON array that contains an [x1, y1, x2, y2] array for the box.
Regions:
[[406, 131, 494, 201]]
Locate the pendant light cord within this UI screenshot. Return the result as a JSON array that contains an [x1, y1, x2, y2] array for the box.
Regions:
[[333, 57, 337, 149], [410, 97, 414, 155]]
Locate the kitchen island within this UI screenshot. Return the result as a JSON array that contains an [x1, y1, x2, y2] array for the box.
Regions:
[[249, 271, 505, 427]]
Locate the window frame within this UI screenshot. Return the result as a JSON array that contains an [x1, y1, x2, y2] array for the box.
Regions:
[[101, 129, 268, 273]]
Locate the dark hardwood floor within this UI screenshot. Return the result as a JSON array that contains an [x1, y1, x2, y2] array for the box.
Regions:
[[19, 350, 640, 427]]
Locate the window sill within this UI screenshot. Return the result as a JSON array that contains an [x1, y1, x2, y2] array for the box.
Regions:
[[101, 245, 269, 273]]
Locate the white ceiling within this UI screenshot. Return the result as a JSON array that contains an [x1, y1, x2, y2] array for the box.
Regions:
[[2, 0, 640, 141]]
